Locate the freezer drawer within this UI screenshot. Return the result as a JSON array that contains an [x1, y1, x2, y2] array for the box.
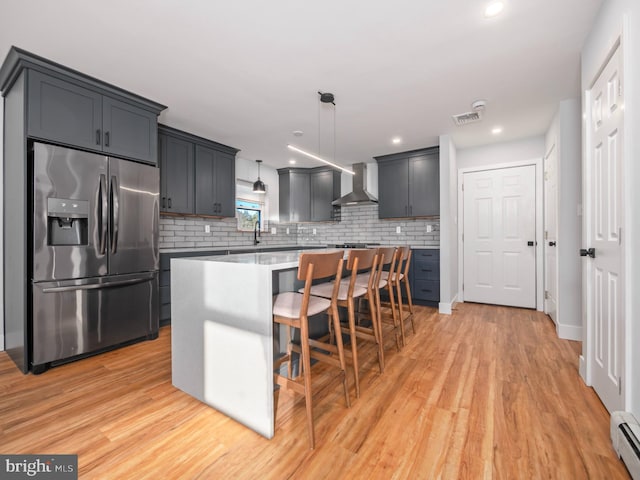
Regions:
[[32, 272, 158, 367]]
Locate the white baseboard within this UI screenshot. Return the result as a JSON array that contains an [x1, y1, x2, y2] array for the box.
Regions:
[[557, 323, 582, 341], [579, 355, 588, 384], [439, 294, 458, 315]]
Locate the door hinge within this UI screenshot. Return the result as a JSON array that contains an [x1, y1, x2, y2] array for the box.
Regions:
[[544, 290, 549, 300], [545, 230, 548, 240], [619, 227, 622, 245]]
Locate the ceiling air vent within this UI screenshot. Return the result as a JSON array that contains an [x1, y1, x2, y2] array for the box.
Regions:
[[452, 110, 483, 126]]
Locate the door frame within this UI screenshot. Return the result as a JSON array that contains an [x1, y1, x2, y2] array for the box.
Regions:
[[580, 34, 628, 408], [457, 158, 544, 310]]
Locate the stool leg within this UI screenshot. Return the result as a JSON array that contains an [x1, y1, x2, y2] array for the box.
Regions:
[[346, 297, 360, 398], [369, 292, 384, 373], [387, 282, 401, 351], [331, 303, 351, 407], [396, 277, 406, 348], [299, 315, 315, 449], [404, 276, 416, 334]]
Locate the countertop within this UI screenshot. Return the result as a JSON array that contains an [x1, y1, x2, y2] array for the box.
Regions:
[[173, 249, 342, 271], [160, 244, 439, 254]]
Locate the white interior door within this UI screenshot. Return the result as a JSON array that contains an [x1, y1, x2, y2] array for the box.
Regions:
[[544, 144, 558, 322], [463, 165, 537, 308], [585, 45, 624, 413]]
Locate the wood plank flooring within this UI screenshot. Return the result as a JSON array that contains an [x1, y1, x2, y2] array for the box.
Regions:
[[0, 303, 629, 479]]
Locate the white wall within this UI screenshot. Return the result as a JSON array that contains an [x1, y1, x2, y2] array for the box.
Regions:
[[545, 99, 582, 340], [457, 136, 545, 170], [235, 157, 279, 223], [438, 134, 457, 314], [581, 0, 640, 419]]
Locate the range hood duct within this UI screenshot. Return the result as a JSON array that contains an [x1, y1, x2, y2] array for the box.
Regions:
[[332, 163, 378, 206]]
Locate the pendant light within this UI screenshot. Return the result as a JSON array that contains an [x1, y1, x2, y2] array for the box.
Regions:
[[252, 159, 266, 193]]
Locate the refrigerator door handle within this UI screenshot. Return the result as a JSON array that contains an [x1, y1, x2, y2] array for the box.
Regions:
[[41, 276, 151, 293], [110, 175, 120, 254], [98, 174, 108, 255]]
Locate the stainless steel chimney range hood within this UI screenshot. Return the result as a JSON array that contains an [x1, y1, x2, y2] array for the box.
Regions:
[[331, 163, 378, 206]]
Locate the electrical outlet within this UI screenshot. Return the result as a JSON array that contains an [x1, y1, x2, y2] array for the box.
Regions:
[[396, 226, 401, 234], [313, 228, 317, 235], [426, 224, 432, 233], [286, 227, 290, 234], [271, 227, 276, 235], [204, 225, 210, 233]]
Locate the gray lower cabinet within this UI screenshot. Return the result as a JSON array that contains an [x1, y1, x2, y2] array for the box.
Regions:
[[375, 147, 439, 219], [27, 69, 159, 164], [279, 167, 340, 222], [195, 145, 235, 216], [159, 124, 238, 216], [410, 248, 440, 304]]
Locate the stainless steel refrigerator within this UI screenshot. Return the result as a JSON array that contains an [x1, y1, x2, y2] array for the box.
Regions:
[[30, 142, 159, 373]]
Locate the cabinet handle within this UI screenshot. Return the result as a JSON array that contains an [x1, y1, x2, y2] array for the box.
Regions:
[[168, 198, 172, 209], [96, 129, 101, 145], [409, 205, 412, 215], [105, 131, 110, 147], [421, 269, 432, 272], [162, 197, 166, 208], [421, 289, 433, 293]]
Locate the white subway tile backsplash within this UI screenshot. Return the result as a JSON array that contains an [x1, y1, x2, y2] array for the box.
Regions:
[[159, 204, 439, 250]]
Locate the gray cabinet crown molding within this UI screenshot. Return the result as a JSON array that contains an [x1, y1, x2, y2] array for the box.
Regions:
[[374, 146, 439, 163], [158, 124, 240, 156], [0, 46, 166, 114]]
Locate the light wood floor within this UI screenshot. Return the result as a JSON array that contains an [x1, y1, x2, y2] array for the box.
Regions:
[[0, 303, 629, 479]]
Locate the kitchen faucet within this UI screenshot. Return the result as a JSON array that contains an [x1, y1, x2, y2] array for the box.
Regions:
[[253, 220, 261, 245]]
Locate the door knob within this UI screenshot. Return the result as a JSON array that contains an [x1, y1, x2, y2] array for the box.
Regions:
[[580, 248, 596, 258], [548, 241, 556, 247]]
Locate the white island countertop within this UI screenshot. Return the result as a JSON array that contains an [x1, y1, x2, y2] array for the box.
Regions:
[[170, 248, 340, 440]]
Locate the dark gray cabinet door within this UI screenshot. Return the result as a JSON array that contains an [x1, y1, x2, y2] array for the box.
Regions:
[[408, 152, 439, 216], [27, 71, 102, 151], [195, 146, 235, 217], [195, 145, 216, 216], [377, 157, 408, 218], [410, 249, 440, 302], [102, 97, 157, 164], [214, 151, 235, 217], [161, 134, 194, 214], [290, 172, 311, 222], [310, 169, 339, 221]]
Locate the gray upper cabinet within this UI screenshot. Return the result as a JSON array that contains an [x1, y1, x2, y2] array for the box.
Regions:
[[26, 69, 160, 164], [279, 169, 311, 222], [102, 96, 157, 163], [27, 70, 103, 152], [375, 147, 439, 219], [279, 167, 340, 222], [310, 168, 341, 221], [160, 132, 194, 214], [194, 145, 236, 217], [159, 124, 238, 217]]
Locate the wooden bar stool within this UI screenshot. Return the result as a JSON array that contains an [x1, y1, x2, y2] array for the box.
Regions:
[[371, 246, 402, 351], [307, 249, 382, 398], [393, 246, 415, 347], [396, 246, 416, 343], [272, 250, 349, 449]]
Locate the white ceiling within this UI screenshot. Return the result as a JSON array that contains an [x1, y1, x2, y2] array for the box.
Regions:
[[0, 0, 603, 169]]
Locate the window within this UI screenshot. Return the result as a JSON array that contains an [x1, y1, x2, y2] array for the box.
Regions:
[[236, 199, 262, 231]]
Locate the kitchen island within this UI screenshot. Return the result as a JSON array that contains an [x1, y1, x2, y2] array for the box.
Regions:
[[170, 249, 336, 438]]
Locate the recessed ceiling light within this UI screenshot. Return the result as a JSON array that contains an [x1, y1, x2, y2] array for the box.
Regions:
[[292, 130, 304, 137], [492, 126, 503, 135], [289, 159, 296, 164], [392, 137, 402, 144], [484, 1, 504, 18]]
